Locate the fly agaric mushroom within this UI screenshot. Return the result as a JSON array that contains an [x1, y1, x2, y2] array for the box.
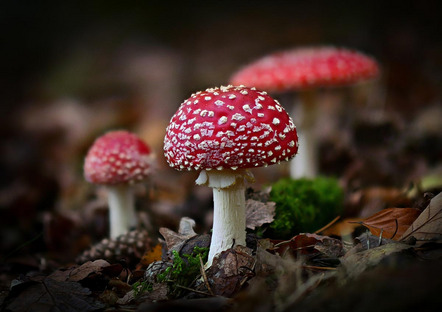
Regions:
[[84, 130, 154, 239], [163, 85, 298, 266], [230, 46, 380, 178]]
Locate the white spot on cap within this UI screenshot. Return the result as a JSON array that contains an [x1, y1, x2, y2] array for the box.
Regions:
[[272, 118, 280, 125], [232, 113, 246, 121], [243, 104, 252, 113], [218, 116, 228, 124]]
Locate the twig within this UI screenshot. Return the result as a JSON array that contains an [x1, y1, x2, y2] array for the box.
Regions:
[[314, 216, 341, 234], [173, 283, 213, 296], [199, 255, 214, 295], [239, 259, 257, 288], [378, 228, 384, 246], [367, 231, 370, 250], [274, 239, 294, 247], [390, 219, 398, 239]]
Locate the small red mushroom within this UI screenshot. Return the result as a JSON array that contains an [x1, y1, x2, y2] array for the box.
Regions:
[[230, 46, 380, 178], [84, 130, 154, 239], [164, 85, 298, 266]]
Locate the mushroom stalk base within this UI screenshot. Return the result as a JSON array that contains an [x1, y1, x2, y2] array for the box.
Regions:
[[107, 184, 137, 239], [196, 169, 253, 267]]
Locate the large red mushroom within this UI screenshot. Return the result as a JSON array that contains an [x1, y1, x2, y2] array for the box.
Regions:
[[230, 46, 380, 178], [164, 85, 298, 266], [84, 130, 154, 239]]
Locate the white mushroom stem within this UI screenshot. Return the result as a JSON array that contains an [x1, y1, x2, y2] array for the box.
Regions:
[[196, 169, 254, 267], [106, 184, 138, 239], [290, 90, 319, 179]]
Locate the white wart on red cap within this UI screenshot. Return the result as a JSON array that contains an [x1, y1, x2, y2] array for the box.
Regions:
[[164, 85, 298, 171], [84, 130, 153, 185]]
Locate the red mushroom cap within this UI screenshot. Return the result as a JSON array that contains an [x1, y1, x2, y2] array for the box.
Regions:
[[230, 46, 380, 92], [164, 85, 298, 171], [84, 130, 153, 185]]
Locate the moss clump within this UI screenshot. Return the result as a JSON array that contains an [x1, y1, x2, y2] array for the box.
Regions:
[[268, 177, 344, 239], [158, 246, 209, 297]]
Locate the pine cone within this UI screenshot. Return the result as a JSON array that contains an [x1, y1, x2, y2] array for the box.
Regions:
[[76, 229, 152, 266]]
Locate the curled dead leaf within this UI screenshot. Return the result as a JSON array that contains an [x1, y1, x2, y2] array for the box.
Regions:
[[270, 233, 345, 259], [203, 246, 255, 297], [49, 260, 111, 282], [400, 192, 442, 243], [159, 217, 198, 251], [246, 199, 275, 230], [141, 244, 164, 266], [355, 208, 421, 240]]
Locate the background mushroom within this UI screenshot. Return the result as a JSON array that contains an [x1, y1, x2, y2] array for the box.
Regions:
[[230, 46, 380, 178], [84, 130, 154, 239], [164, 85, 298, 266]]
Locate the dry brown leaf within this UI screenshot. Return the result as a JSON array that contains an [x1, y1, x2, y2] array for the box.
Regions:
[[246, 199, 275, 230], [49, 260, 110, 282], [356, 208, 421, 240], [204, 246, 255, 297], [400, 192, 442, 242], [5, 277, 104, 312], [270, 233, 344, 258], [159, 217, 197, 251], [141, 244, 163, 266]]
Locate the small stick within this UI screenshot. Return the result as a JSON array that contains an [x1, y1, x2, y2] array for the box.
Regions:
[[390, 219, 398, 239], [378, 228, 384, 246], [367, 231, 370, 250], [239, 259, 257, 288], [173, 283, 213, 296], [199, 255, 214, 295], [314, 216, 341, 234]]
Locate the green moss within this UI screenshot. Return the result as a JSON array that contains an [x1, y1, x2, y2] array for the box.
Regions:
[[158, 246, 209, 297], [268, 177, 344, 239], [132, 280, 153, 297]]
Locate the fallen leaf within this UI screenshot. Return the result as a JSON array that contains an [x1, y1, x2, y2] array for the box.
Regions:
[[400, 192, 442, 243], [270, 233, 345, 258], [159, 217, 198, 251], [178, 234, 211, 257], [356, 208, 421, 240], [246, 199, 276, 230], [204, 246, 255, 297], [141, 244, 164, 266], [5, 277, 104, 312], [49, 260, 110, 282]]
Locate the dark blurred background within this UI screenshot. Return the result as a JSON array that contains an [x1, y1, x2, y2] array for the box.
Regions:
[[0, 1, 441, 262]]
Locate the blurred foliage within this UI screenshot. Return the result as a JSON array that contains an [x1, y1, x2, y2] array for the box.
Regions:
[[268, 177, 344, 239]]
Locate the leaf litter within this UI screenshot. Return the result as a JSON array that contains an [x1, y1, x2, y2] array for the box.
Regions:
[[3, 190, 441, 311]]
